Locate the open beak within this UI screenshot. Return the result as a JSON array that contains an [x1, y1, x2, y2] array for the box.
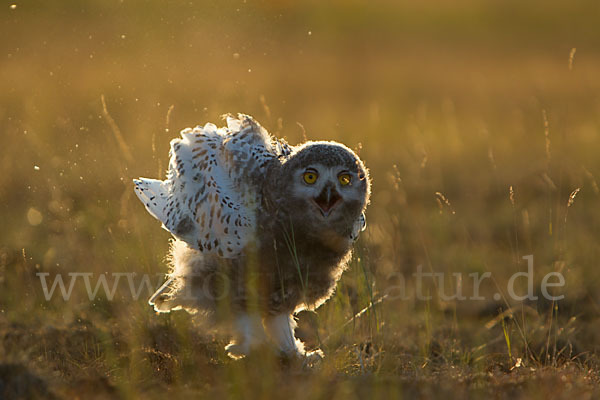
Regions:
[[313, 184, 341, 217]]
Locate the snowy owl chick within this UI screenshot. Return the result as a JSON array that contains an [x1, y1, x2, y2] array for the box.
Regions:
[[133, 114, 370, 360]]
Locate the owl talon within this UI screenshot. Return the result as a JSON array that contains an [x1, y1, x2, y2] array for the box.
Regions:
[[225, 342, 250, 359], [305, 348, 324, 359], [302, 349, 324, 368], [225, 314, 268, 359], [278, 348, 323, 368]]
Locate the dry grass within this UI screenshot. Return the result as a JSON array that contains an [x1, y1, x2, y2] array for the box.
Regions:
[[2, 0, 600, 398]]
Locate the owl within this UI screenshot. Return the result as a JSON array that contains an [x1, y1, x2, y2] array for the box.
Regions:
[[133, 114, 370, 360]]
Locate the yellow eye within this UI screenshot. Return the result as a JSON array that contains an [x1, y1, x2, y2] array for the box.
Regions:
[[303, 171, 318, 184], [338, 173, 351, 186]]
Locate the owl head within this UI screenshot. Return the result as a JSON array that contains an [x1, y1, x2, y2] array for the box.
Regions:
[[269, 141, 371, 241]]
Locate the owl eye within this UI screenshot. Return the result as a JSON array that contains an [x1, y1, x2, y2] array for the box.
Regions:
[[303, 170, 318, 184], [338, 173, 351, 186]]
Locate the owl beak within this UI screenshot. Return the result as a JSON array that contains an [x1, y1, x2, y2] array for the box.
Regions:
[[313, 185, 341, 217]]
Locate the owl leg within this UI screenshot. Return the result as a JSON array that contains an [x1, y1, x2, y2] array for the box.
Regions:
[[225, 313, 268, 359], [263, 314, 323, 362]]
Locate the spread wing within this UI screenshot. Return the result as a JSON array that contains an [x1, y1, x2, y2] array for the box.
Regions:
[[134, 114, 290, 258]]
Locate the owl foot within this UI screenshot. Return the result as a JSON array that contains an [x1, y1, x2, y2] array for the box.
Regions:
[[277, 347, 324, 370], [263, 313, 324, 367], [304, 348, 324, 360], [301, 348, 324, 368], [225, 342, 250, 360], [150, 294, 175, 313], [225, 314, 268, 359], [148, 278, 179, 313]]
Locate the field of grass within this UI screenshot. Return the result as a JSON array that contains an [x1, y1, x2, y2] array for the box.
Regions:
[[3, 0, 600, 398]]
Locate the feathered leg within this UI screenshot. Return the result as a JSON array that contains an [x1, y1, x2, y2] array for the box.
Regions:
[[225, 314, 268, 359], [263, 314, 323, 362]]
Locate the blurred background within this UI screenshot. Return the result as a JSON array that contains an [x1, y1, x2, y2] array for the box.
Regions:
[[2, 0, 600, 398]]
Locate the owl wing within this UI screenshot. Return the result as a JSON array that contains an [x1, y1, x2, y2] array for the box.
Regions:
[[350, 212, 367, 241], [134, 114, 289, 258]]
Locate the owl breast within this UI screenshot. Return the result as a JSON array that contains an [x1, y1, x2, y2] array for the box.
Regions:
[[254, 201, 355, 314], [260, 237, 353, 314]]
